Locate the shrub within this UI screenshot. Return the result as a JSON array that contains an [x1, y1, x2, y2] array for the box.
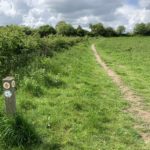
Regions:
[[37, 25, 56, 37], [0, 25, 82, 90]]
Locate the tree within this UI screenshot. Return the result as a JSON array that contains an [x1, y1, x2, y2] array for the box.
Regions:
[[133, 23, 147, 35], [56, 21, 75, 36], [22, 26, 33, 35], [116, 25, 126, 35], [38, 25, 56, 37], [146, 23, 150, 35], [76, 25, 86, 36], [90, 23, 106, 36], [105, 27, 117, 37]]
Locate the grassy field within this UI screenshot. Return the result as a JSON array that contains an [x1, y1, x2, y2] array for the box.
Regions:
[[95, 37, 150, 106], [0, 39, 149, 149]]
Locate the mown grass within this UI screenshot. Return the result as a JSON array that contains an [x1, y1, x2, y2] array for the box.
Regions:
[[95, 37, 150, 106], [0, 41, 149, 149]]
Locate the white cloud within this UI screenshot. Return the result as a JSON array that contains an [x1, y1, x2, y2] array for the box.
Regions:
[[116, 1, 150, 31], [139, 0, 150, 9], [0, 0, 150, 29], [0, 0, 17, 16]]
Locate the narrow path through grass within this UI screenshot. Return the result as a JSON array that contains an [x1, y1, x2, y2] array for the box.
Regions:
[[92, 43, 150, 145]]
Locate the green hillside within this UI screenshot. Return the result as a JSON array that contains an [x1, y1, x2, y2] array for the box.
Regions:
[[0, 27, 150, 149]]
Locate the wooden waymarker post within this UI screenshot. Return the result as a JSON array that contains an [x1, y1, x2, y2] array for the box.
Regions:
[[3, 76, 16, 115]]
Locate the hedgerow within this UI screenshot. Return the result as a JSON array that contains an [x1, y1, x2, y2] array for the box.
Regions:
[[0, 25, 83, 92]]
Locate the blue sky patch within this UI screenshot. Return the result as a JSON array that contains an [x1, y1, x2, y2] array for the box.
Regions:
[[126, 0, 139, 6]]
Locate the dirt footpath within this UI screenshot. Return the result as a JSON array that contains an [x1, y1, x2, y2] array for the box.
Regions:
[[91, 44, 150, 143]]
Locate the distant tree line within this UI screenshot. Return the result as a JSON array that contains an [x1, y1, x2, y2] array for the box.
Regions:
[[22, 22, 126, 37], [1, 21, 150, 37], [133, 23, 150, 36]]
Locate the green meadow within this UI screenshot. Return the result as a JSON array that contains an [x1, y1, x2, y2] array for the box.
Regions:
[[0, 38, 150, 149], [95, 37, 150, 105]]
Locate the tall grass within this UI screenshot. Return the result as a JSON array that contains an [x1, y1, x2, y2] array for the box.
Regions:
[[0, 113, 41, 149]]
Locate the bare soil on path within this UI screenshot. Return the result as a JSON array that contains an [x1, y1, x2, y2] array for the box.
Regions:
[[91, 44, 150, 143]]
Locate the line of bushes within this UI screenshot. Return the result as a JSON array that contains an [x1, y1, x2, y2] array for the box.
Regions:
[[0, 25, 83, 92], [1, 21, 150, 40]]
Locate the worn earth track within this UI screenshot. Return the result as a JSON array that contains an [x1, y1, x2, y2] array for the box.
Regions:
[[91, 44, 150, 143]]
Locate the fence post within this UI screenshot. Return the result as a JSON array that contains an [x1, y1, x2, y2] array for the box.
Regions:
[[3, 76, 16, 115]]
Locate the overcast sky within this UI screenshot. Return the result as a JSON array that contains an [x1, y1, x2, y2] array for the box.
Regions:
[[0, 0, 150, 30]]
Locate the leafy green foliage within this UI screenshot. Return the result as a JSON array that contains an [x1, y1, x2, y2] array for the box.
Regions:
[[89, 23, 118, 37], [133, 23, 150, 35], [76, 25, 87, 37], [37, 25, 56, 37], [116, 25, 126, 35], [105, 27, 117, 37], [134, 23, 147, 35], [0, 26, 40, 80], [22, 26, 34, 35], [56, 21, 76, 36], [0, 25, 82, 93], [90, 23, 106, 36]]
